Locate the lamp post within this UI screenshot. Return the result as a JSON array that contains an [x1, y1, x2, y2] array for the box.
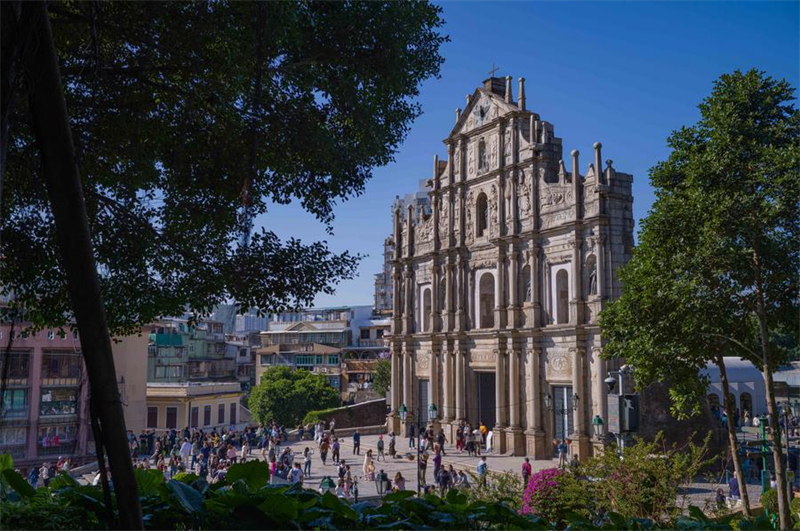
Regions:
[[592, 415, 604, 440], [398, 401, 438, 496], [376, 469, 390, 497]]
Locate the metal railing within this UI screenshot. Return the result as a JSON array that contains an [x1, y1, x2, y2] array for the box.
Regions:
[[38, 442, 77, 456]]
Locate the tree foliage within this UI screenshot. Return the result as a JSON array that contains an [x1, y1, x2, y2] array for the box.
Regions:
[[600, 69, 799, 417], [372, 358, 391, 397], [1, 1, 447, 334], [249, 366, 340, 427]]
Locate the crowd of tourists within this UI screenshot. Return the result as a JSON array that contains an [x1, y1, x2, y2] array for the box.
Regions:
[[26, 457, 73, 487]]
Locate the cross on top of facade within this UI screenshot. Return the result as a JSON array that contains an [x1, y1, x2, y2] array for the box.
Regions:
[[488, 63, 499, 78]]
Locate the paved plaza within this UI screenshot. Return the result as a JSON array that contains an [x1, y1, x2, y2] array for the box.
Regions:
[[266, 433, 557, 499]]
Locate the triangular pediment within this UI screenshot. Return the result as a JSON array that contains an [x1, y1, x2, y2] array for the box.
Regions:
[[285, 322, 319, 332], [448, 89, 520, 139]]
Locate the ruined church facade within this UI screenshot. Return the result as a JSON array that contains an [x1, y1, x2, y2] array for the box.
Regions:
[[387, 75, 634, 459]]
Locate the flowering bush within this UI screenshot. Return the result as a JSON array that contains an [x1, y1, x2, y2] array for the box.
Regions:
[[520, 468, 589, 523]]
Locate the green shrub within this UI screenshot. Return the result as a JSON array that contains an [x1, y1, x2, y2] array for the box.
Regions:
[[761, 488, 779, 515]]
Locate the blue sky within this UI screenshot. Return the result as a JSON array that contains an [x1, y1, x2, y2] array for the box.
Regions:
[[255, 1, 800, 307]]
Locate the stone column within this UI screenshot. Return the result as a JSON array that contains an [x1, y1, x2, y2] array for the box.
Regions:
[[508, 250, 519, 328], [443, 350, 452, 421], [495, 349, 506, 428], [530, 248, 541, 327], [571, 348, 590, 460], [456, 257, 465, 331], [592, 347, 607, 438], [524, 348, 547, 458], [432, 265, 440, 332], [507, 350, 525, 455], [404, 268, 414, 334], [495, 348, 507, 453], [570, 241, 583, 325], [430, 351, 440, 429], [388, 346, 402, 432], [445, 262, 453, 331], [403, 350, 413, 414], [597, 235, 606, 299], [455, 349, 465, 421]]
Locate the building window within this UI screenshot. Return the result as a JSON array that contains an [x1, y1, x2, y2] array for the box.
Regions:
[[190, 407, 199, 428], [1, 351, 30, 380], [479, 272, 495, 329], [41, 352, 82, 382], [0, 427, 27, 446], [296, 355, 314, 366], [1, 389, 28, 418], [218, 403, 225, 425], [39, 425, 77, 451], [478, 138, 487, 171], [360, 329, 370, 340], [316, 355, 323, 365], [203, 405, 211, 426], [239, 348, 247, 358], [39, 388, 78, 416], [147, 407, 158, 428], [148, 345, 157, 356], [188, 344, 195, 354], [260, 354, 270, 366], [376, 329, 384, 339], [556, 269, 569, 324], [327, 354, 339, 365], [47, 330, 55, 340], [477, 193, 488, 237], [166, 407, 177, 430], [230, 403, 237, 425]]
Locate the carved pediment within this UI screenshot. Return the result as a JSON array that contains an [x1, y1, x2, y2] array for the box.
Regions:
[[448, 89, 518, 138]]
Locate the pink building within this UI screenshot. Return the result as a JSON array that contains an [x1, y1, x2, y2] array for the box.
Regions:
[[0, 324, 147, 471]]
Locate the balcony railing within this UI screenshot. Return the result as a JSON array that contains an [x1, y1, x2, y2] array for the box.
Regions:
[[38, 442, 77, 456], [358, 339, 386, 348], [0, 444, 27, 458]]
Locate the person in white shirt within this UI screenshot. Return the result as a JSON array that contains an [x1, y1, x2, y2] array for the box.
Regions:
[[179, 438, 193, 462], [290, 463, 304, 485]]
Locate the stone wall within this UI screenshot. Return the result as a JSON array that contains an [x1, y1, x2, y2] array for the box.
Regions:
[[312, 398, 387, 430]]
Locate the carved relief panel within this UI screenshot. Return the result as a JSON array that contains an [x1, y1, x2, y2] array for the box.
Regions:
[[415, 351, 430, 377], [469, 349, 497, 368], [545, 349, 572, 381]]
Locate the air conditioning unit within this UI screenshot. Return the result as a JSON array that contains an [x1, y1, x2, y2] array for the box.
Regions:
[[321, 367, 328, 373]]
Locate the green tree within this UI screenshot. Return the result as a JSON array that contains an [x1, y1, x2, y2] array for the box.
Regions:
[[1, 2, 445, 527], [372, 358, 391, 397], [600, 69, 799, 528], [249, 366, 340, 427]]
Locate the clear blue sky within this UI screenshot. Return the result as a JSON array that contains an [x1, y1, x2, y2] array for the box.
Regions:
[[254, 1, 799, 307]]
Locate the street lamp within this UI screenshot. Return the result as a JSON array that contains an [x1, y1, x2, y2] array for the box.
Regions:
[[572, 393, 580, 411], [592, 415, 604, 439], [543, 393, 552, 412], [604, 376, 617, 394], [429, 403, 438, 422]]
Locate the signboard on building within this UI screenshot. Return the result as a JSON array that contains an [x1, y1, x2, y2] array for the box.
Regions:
[[608, 393, 621, 433]]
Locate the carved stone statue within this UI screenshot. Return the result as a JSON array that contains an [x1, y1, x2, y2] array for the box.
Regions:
[[588, 260, 597, 296]]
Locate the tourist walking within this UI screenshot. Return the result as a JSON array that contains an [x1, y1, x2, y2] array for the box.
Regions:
[[376, 435, 385, 461], [521, 457, 532, 486], [477, 456, 487, 488], [353, 430, 361, 455]]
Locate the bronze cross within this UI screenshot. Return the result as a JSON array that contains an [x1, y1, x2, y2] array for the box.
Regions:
[[488, 63, 499, 77]]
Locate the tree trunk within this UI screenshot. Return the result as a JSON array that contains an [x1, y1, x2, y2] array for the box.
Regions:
[[754, 256, 790, 529], [20, 2, 143, 529], [717, 354, 751, 515]]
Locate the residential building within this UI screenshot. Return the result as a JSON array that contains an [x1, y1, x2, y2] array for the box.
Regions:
[[146, 319, 233, 383], [257, 306, 391, 402], [0, 324, 147, 470], [145, 318, 247, 431], [373, 237, 395, 315], [145, 381, 249, 432], [387, 75, 635, 460], [225, 332, 259, 391]]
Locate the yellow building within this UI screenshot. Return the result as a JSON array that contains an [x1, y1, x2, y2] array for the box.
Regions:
[[145, 381, 249, 432]]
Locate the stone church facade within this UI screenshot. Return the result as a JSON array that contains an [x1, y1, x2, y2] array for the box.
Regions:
[[386, 75, 634, 459]]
